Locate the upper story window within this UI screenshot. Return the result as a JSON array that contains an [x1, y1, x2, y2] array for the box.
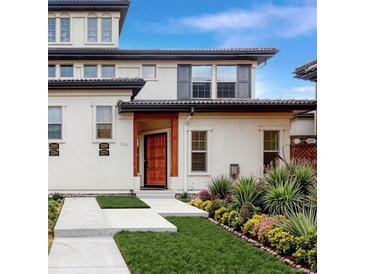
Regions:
[[60, 64, 73, 78], [87, 17, 98, 42], [263, 131, 279, 169], [217, 65, 237, 98], [60, 18, 70, 42], [192, 65, 211, 98], [101, 18, 112, 42], [48, 65, 56, 78], [101, 65, 115, 78], [96, 106, 113, 139], [48, 18, 56, 42], [48, 106, 62, 140], [84, 65, 97, 78], [142, 65, 156, 79]]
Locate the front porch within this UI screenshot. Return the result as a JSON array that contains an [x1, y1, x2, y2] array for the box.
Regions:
[[133, 113, 179, 191]]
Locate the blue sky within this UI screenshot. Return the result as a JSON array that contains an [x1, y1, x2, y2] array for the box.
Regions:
[[120, 0, 317, 99]]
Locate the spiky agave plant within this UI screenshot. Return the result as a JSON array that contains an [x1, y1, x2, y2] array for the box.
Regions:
[[262, 178, 304, 215], [263, 165, 288, 187], [208, 175, 232, 199], [231, 177, 261, 211], [291, 162, 316, 194], [278, 206, 317, 238], [307, 182, 317, 207]]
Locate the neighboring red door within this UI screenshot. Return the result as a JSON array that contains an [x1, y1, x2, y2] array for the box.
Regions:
[[144, 133, 167, 187]]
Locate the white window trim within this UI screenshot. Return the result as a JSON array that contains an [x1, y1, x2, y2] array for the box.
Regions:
[[216, 65, 237, 99], [101, 64, 116, 78], [83, 64, 98, 78], [84, 15, 114, 45], [258, 126, 286, 174], [59, 16, 72, 44], [141, 64, 158, 81], [48, 105, 67, 143], [48, 17, 57, 43], [187, 127, 213, 176], [92, 104, 116, 143], [48, 64, 57, 79], [86, 16, 98, 43], [101, 16, 113, 43], [60, 64, 74, 78], [191, 65, 213, 99]]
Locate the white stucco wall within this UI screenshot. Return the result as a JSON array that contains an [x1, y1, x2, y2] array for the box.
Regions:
[[48, 90, 134, 192], [175, 113, 292, 191], [49, 60, 258, 100], [48, 11, 120, 48]]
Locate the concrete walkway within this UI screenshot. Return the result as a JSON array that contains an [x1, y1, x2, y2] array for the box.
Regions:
[[49, 196, 206, 274], [141, 198, 208, 217]]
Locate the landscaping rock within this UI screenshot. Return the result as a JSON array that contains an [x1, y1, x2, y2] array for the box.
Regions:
[[296, 265, 301, 269]]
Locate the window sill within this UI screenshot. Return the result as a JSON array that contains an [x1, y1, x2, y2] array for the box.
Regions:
[[85, 42, 114, 45], [48, 140, 65, 144], [188, 172, 210, 177], [144, 78, 158, 81], [92, 139, 116, 144], [49, 42, 72, 45]]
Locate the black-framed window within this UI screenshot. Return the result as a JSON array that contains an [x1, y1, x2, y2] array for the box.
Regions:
[[217, 65, 237, 98], [191, 131, 207, 172], [192, 65, 211, 98], [264, 131, 279, 169], [48, 18, 56, 42]]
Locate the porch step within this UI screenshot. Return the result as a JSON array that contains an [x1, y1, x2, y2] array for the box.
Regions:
[[136, 190, 176, 199]]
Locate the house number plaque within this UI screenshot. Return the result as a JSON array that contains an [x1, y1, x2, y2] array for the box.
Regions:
[[49, 149, 59, 157], [99, 143, 109, 150], [49, 143, 59, 150], [99, 149, 110, 156]]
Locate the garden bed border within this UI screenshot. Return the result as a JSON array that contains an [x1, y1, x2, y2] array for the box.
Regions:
[[208, 218, 316, 274]]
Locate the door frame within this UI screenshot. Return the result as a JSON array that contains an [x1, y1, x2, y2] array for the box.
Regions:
[[143, 131, 169, 188]]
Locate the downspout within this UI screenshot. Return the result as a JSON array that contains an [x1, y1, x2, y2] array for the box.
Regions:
[[183, 107, 194, 192]]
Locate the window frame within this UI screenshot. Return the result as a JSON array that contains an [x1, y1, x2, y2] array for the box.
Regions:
[[142, 64, 157, 79], [48, 105, 66, 143], [84, 64, 98, 78], [92, 104, 116, 143], [260, 127, 284, 173], [188, 127, 212, 175], [191, 65, 212, 99], [101, 17, 112, 42], [48, 64, 56, 78], [60, 64, 74, 78], [48, 17, 56, 43], [87, 16, 98, 42], [101, 64, 115, 78], [60, 17, 71, 42], [216, 65, 237, 98]]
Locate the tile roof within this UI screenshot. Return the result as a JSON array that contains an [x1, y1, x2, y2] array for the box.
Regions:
[[48, 47, 278, 64], [118, 99, 317, 113], [49, 78, 145, 98], [293, 59, 317, 82]]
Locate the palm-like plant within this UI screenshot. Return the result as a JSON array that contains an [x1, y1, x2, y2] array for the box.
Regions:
[[262, 179, 304, 214], [291, 162, 316, 194], [208, 175, 232, 199], [278, 206, 317, 238], [231, 177, 261, 211], [307, 182, 317, 207], [263, 166, 288, 187]]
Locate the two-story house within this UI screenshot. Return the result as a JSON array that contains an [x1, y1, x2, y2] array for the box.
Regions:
[[48, 0, 316, 193]]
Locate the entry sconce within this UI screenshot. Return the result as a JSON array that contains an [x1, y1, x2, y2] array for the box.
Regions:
[[230, 164, 240, 180]]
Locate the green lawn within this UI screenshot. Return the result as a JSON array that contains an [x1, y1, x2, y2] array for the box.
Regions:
[[96, 195, 150, 209], [114, 217, 296, 274]]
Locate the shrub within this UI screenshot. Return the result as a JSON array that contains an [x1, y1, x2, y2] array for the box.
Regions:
[[214, 207, 228, 221], [237, 204, 255, 224], [208, 175, 232, 199], [262, 179, 304, 214], [307, 247, 317, 270], [51, 192, 64, 201], [231, 177, 261, 211], [221, 211, 230, 225], [264, 166, 288, 187], [292, 247, 308, 264], [190, 198, 203, 208], [197, 189, 211, 201], [278, 207, 317, 238], [307, 182, 317, 207], [226, 210, 239, 228], [200, 200, 213, 212], [208, 199, 224, 218], [289, 161, 316, 194], [48, 199, 60, 221], [267, 228, 296, 255], [242, 214, 266, 235], [255, 216, 276, 242]]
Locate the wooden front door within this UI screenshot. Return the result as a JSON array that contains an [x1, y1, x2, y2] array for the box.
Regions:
[[144, 133, 167, 187]]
